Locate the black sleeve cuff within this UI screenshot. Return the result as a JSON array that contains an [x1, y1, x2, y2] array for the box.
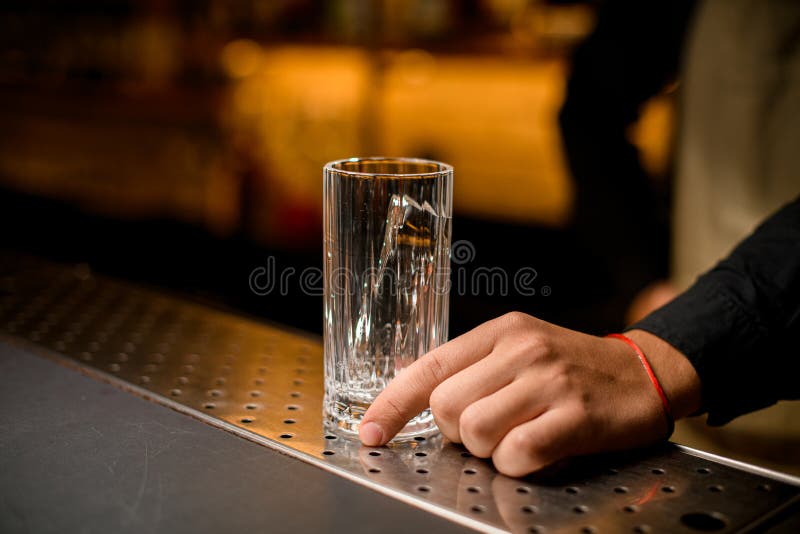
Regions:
[[629, 269, 778, 426]]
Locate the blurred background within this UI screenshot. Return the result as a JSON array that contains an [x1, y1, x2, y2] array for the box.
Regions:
[[0, 0, 675, 335], [1, 1, 795, 473]]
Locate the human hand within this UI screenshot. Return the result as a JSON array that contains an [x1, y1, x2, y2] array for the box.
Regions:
[[359, 312, 701, 477]]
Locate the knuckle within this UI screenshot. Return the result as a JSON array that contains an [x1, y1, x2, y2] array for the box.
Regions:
[[491, 454, 515, 477], [434, 414, 461, 444], [508, 425, 537, 453], [550, 365, 572, 392], [492, 441, 534, 478], [501, 311, 531, 328], [494, 460, 530, 479], [528, 332, 555, 360], [459, 405, 494, 457], [459, 404, 487, 438], [429, 387, 458, 426], [511, 425, 558, 469], [536, 332, 555, 354], [517, 336, 553, 367]]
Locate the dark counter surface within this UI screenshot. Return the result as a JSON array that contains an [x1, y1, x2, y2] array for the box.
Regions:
[[0, 341, 470, 534]]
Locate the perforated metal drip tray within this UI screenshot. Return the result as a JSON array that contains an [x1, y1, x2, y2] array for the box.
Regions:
[[1, 256, 798, 534]]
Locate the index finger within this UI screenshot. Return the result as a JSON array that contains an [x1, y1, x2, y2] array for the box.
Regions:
[[359, 320, 498, 446]]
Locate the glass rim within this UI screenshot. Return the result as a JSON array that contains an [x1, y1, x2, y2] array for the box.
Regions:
[[324, 156, 453, 177]]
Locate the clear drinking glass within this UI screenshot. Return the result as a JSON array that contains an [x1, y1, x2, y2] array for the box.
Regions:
[[323, 157, 453, 438]]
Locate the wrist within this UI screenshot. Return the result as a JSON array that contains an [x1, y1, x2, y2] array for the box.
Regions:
[[624, 329, 702, 420]]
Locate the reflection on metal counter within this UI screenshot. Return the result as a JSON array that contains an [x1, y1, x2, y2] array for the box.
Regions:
[[1, 255, 798, 533]]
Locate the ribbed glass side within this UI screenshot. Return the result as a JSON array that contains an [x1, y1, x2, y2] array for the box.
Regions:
[[323, 158, 452, 436]]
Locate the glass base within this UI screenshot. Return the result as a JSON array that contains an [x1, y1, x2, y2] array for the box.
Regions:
[[323, 397, 438, 441]]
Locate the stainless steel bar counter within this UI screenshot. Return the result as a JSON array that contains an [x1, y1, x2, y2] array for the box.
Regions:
[[1, 256, 798, 533]]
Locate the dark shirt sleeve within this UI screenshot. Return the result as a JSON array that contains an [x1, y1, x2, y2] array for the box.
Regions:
[[631, 197, 800, 425]]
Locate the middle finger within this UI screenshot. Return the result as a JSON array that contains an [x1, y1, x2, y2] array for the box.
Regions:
[[429, 350, 518, 442], [458, 372, 552, 458]]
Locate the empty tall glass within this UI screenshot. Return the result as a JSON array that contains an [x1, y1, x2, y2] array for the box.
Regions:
[[323, 157, 453, 438]]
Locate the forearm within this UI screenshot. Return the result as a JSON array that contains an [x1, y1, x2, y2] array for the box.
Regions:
[[631, 196, 800, 424]]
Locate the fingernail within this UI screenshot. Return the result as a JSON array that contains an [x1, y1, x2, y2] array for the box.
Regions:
[[359, 422, 384, 446]]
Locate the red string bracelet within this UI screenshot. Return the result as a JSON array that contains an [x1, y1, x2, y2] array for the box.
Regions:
[[605, 333, 675, 438]]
